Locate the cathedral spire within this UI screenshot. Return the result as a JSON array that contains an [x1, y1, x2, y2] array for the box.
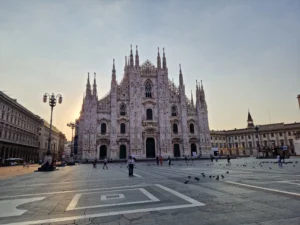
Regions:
[[111, 59, 117, 85], [162, 48, 167, 69], [86, 72, 92, 98], [191, 90, 194, 106], [157, 47, 161, 69], [135, 45, 139, 67], [93, 72, 97, 97], [129, 45, 134, 67], [179, 64, 183, 85]]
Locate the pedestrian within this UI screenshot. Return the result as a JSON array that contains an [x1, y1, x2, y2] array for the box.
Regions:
[[127, 156, 135, 176], [226, 155, 231, 165], [156, 155, 159, 166], [282, 153, 285, 163], [159, 155, 163, 166], [93, 158, 97, 168], [210, 154, 214, 162], [185, 155, 188, 163], [103, 157, 108, 169], [277, 154, 282, 168], [168, 156, 171, 166]]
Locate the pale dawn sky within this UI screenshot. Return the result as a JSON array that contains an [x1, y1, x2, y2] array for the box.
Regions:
[[0, 0, 299, 140]]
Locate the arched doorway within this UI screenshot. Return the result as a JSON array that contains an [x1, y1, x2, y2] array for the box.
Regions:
[[146, 138, 155, 158], [174, 144, 180, 157], [191, 143, 197, 157], [99, 145, 107, 159], [119, 145, 127, 159]]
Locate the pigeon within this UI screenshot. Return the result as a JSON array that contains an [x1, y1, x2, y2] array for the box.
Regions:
[[184, 181, 189, 184], [195, 177, 200, 181], [209, 175, 212, 178], [269, 167, 272, 169], [293, 165, 295, 167], [226, 171, 229, 174], [213, 176, 215, 178], [188, 176, 191, 179], [216, 176, 219, 181], [221, 175, 224, 179]]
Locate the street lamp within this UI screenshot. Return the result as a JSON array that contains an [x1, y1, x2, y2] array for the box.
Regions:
[[297, 94, 300, 109], [43, 93, 62, 156], [67, 122, 76, 156]]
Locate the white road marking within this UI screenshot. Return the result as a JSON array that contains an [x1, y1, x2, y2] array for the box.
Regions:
[[274, 180, 300, 186], [0, 197, 45, 218], [122, 169, 143, 178], [101, 193, 125, 201], [0, 184, 148, 199], [66, 188, 160, 211], [2, 184, 205, 225], [225, 181, 300, 197]]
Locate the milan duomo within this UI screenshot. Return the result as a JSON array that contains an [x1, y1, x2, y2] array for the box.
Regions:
[[76, 46, 211, 160]]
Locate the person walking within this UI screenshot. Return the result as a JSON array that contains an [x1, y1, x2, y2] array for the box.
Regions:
[[127, 156, 135, 176], [103, 157, 108, 169], [226, 155, 231, 165], [168, 156, 171, 166], [156, 155, 159, 166], [277, 154, 282, 168], [93, 158, 97, 168], [159, 155, 163, 166], [185, 155, 188, 163]]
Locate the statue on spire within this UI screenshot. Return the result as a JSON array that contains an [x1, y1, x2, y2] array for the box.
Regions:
[[130, 44, 134, 67]]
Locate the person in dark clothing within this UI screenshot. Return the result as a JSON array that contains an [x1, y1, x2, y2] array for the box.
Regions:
[[227, 155, 231, 165], [127, 156, 135, 176], [168, 156, 171, 166], [156, 155, 159, 165]]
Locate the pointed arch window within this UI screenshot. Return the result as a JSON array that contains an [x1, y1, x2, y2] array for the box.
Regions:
[[173, 123, 178, 134], [146, 108, 153, 120], [120, 104, 126, 116], [145, 80, 152, 98], [190, 124, 194, 133], [171, 105, 177, 116]]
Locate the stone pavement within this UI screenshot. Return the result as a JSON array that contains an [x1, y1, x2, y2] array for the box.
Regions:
[[0, 164, 39, 179], [0, 158, 299, 225]]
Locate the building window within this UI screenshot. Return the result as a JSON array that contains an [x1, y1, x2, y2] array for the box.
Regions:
[[280, 140, 284, 146], [279, 132, 282, 137], [220, 143, 222, 148], [242, 142, 245, 148], [235, 143, 238, 148], [235, 136, 237, 140], [264, 141, 267, 147], [171, 105, 177, 117], [146, 109, 153, 120], [249, 142, 252, 148], [173, 123, 178, 134], [241, 136, 244, 140], [271, 133, 274, 137], [248, 135, 251, 139], [145, 80, 152, 98], [120, 123, 126, 134], [190, 124, 194, 133], [120, 104, 126, 116], [101, 123, 107, 134], [263, 134, 266, 138], [255, 134, 258, 138], [288, 132, 291, 136]]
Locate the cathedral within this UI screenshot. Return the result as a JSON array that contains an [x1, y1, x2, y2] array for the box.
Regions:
[[76, 46, 211, 160]]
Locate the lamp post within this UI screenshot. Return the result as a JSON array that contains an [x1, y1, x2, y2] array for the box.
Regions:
[[67, 122, 77, 157], [43, 93, 62, 156]]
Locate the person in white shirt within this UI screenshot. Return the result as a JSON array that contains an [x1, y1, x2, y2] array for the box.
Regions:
[[127, 156, 135, 176], [277, 154, 282, 168]]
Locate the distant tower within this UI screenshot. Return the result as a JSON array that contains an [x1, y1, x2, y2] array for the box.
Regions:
[[247, 110, 254, 128]]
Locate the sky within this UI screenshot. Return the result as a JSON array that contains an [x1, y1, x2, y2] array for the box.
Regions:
[[0, 0, 299, 140]]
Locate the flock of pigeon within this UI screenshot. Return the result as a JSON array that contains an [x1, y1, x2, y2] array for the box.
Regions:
[[184, 171, 229, 184]]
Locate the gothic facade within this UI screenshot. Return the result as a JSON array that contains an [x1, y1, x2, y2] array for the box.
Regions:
[[76, 46, 211, 160]]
